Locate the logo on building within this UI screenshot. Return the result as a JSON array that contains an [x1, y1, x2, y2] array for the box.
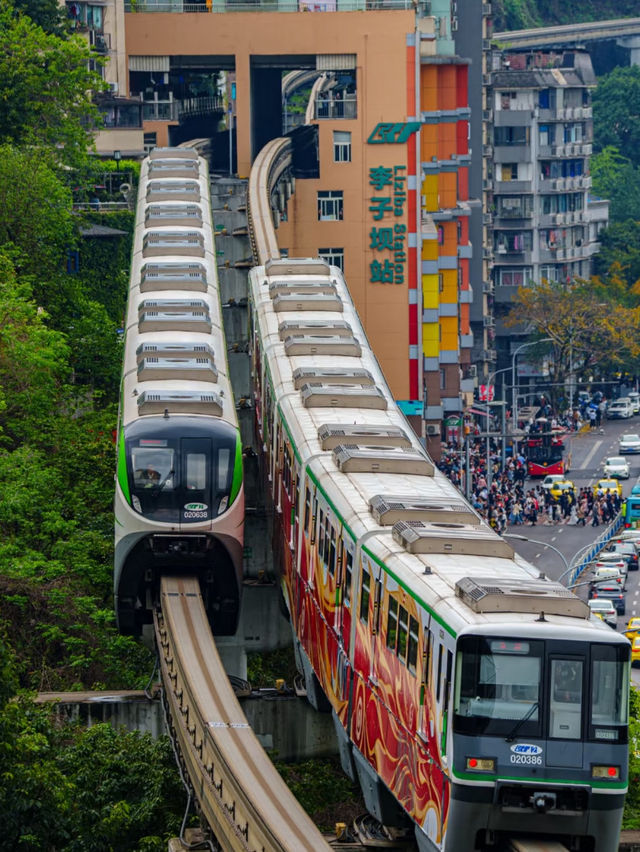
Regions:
[[367, 122, 421, 144]]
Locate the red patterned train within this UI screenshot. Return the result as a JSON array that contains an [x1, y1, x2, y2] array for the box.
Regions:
[[248, 256, 628, 852]]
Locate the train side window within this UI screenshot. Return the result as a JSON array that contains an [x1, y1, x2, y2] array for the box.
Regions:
[[304, 487, 311, 531], [328, 526, 337, 576], [318, 509, 325, 559], [397, 605, 408, 660], [443, 650, 453, 712], [344, 549, 353, 606], [311, 497, 317, 544], [436, 644, 444, 702], [217, 448, 231, 490], [386, 596, 398, 651], [424, 629, 433, 688], [360, 568, 370, 623], [323, 516, 331, 568], [407, 616, 419, 674]]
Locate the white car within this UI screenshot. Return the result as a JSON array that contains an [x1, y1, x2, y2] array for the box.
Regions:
[[588, 599, 617, 628], [541, 473, 566, 491], [603, 456, 630, 479], [620, 433, 640, 454], [608, 399, 634, 419]]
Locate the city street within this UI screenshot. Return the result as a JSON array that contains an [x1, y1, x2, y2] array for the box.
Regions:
[[504, 415, 640, 680]]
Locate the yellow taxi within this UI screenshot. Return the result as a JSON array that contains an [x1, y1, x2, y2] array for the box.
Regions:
[[593, 478, 623, 498], [549, 479, 576, 502], [624, 617, 640, 641], [632, 636, 640, 667]]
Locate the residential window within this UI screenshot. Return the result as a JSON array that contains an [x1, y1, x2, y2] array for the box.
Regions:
[[333, 130, 351, 162], [318, 247, 344, 271], [494, 126, 530, 146], [317, 190, 343, 221], [143, 132, 157, 154], [499, 268, 530, 287], [538, 124, 552, 147], [500, 91, 516, 110], [539, 265, 559, 283], [499, 163, 518, 181], [497, 196, 532, 218]]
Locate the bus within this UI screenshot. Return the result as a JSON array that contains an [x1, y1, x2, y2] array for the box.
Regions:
[[523, 419, 571, 477], [623, 484, 640, 528]]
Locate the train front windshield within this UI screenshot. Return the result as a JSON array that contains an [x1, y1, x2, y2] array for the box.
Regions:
[[125, 424, 238, 523], [454, 636, 629, 742]]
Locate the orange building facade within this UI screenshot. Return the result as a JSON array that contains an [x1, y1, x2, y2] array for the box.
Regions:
[[123, 2, 476, 451]]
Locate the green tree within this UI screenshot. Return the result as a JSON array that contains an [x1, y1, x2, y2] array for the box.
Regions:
[[595, 222, 640, 290], [590, 146, 640, 222], [11, 0, 65, 34], [0, 252, 70, 446], [0, 146, 75, 281], [0, 7, 104, 167], [593, 66, 640, 168], [505, 279, 640, 406]]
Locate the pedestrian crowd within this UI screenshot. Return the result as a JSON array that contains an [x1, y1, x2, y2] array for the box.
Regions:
[[438, 436, 622, 533]]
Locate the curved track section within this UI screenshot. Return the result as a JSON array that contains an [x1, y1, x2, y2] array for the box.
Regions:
[[155, 574, 331, 852], [247, 136, 292, 265]]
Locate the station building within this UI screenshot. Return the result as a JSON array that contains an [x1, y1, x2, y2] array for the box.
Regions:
[[66, 0, 495, 456]]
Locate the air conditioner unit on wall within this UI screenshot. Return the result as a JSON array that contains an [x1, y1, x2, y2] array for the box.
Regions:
[[426, 424, 440, 436], [109, 81, 119, 94]]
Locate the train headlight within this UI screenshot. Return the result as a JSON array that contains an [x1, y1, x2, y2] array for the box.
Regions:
[[466, 757, 495, 772], [592, 765, 620, 780]]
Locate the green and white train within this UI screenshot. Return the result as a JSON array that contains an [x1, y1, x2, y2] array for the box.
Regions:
[[114, 148, 244, 638]]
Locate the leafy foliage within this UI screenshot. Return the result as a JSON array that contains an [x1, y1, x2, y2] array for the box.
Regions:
[[0, 6, 104, 168], [593, 67, 640, 169], [505, 278, 640, 406], [492, 0, 640, 30], [590, 146, 640, 223], [594, 222, 640, 290], [274, 757, 363, 831], [0, 635, 184, 851]]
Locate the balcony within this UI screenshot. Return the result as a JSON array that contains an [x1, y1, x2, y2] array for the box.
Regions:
[[143, 100, 178, 121], [315, 94, 357, 120], [89, 30, 110, 52]]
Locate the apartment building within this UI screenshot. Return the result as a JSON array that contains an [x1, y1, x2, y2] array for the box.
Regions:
[[489, 49, 608, 376]]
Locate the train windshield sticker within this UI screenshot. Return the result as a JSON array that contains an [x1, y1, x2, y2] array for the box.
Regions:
[[510, 743, 543, 764]]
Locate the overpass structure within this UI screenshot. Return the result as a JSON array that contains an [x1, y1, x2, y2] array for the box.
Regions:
[[494, 16, 640, 63]]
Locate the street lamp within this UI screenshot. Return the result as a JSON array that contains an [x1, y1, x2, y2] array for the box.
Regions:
[[113, 149, 122, 171], [503, 533, 569, 579], [511, 337, 553, 436]]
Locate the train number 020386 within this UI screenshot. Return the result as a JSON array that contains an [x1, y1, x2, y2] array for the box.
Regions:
[[510, 753, 543, 765]]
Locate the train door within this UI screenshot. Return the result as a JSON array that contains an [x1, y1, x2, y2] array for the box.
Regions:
[[546, 655, 584, 768], [178, 437, 213, 529]]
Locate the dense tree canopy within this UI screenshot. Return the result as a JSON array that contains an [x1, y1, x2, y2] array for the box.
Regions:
[[592, 66, 640, 169], [0, 6, 104, 167], [590, 146, 640, 223], [505, 278, 640, 402], [594, 222, 640, 290], [492, 0, 639, 30]]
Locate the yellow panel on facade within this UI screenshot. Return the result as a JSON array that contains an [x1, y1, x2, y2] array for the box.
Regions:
[[422, 238, 438, 261], [422, 274, 439, 309], [423, 324, 440, 358], [422, 174, 438, 212]]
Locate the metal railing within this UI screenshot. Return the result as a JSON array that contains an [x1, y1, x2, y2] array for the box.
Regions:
[[566, 514, 624, 588]]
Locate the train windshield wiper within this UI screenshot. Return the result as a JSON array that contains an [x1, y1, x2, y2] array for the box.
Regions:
[[152, 469, 175, 499], [505, 701, 539, 743]]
